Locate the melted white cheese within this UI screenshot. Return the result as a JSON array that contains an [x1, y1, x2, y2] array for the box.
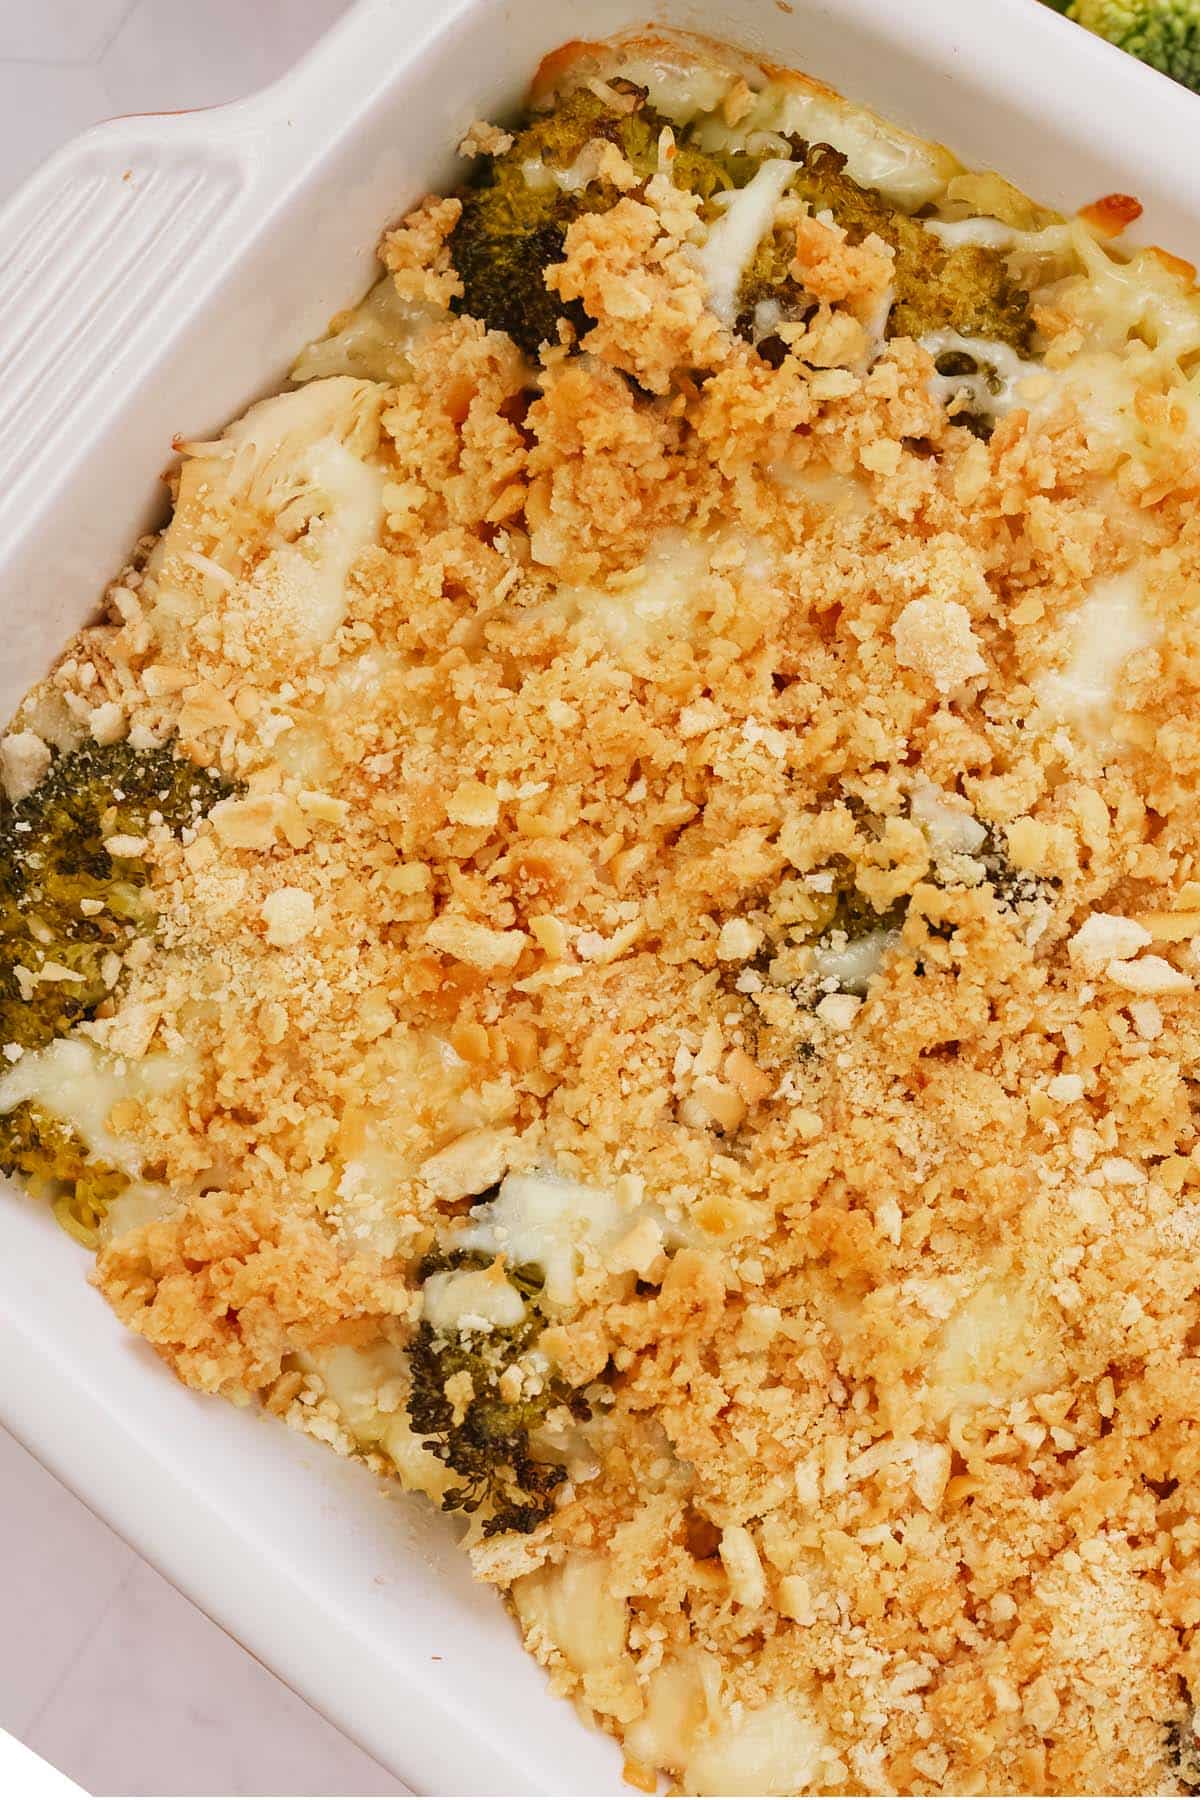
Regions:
[[684, 1697, 830, 1798], [306, 1341, 408, 1443], [277, 436, 385, 644], [298, 1342, 455, 1502], [555, 528, 769, 652], [149, 378, 386, 654], [455, 1169, 669, 1308], [930, 1277, 1066, 1421], [770, 461, 872, 520], [1069, 223, 1200, 372], [811, 927, 899, 997], [421, 1264, 527, 1333], [861, 281, 895, 367], [511, 1549, 646, 1718], [910, 780, 987, 857], [520, 149, 609, 195], [685, 76, 954, 210], [623, 1657, 712, 1779], [0, 1036, 192, 1174], [98, 1180, 179, 1244], [924, 215, 1022, 250], [696, 160, 795, 326], [600, 54, 740, 126], [272, 645, 407, 784], [923, 215, 1076, 288], [292, 275, 444, 384], [330, 1028, 503, 1257], [1036, 567, 1158, 732], [920, 330, 1045, 424]]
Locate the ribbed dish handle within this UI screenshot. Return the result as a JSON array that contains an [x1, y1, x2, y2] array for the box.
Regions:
[[0, 0, 474, 551], [0, 132, 246, 537]]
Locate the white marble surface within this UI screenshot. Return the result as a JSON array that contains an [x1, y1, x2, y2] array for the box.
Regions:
[[0, 1427, 406, 1795], [0, 0, 353, 202], [0, 14, 417, 1795]]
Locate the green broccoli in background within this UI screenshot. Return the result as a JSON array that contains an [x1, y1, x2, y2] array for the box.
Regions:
[[1045, 0, 1200, 92]]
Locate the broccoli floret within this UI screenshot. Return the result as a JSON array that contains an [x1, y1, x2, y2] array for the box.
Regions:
[[1069, 0, 1200, 91], [0, 1101, 127, 1247], [0, 740, 231, 1054], [452, 90, 1033, 367], [406, 1251, 578, 1536], [449, 85, 736, 357], [754, 143, 1034, 352]]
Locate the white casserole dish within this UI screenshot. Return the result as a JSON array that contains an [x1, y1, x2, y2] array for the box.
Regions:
[[2, 1, 1199, 1791]]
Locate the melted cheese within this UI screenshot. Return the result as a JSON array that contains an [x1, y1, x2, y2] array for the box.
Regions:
[[331, 1028, 504, 1257], [555, 529, 770, 653], [923, 214, 1024, 250], [148, 378, 386, 654], [930, 1277, 1066, 1421], [299, 1342, 455, 1501], [920, 330, 1045, 423], [455, 1168, 672, 1308], [97, 1180, 179, 1245], [1068, 224, 1200, 373], [520, 149, 611, 195], [283, 436, 385, 643], [512, 1552, 641, 1720], [305, 1341, 408, 1445], [1036, 567, 1158, 733], [623, 1657, 713, 1777], [421, 1264, 527, 1333], [910, 780, 987, 856], [770, 461, 872, 519], [684, 1697, 830, 1797], [513, 1552, 630, 1676], [0, 1036, 193, 1174], [291, 275, 444, 384], [272, 645, 407, 784], [811, 926, 899, 997], [594, 53, 738, 126], [696, 159, 795, 326], [685, 78, 955, 210], [456, 1171, 623, 1308], [861, 281, 895, 367]]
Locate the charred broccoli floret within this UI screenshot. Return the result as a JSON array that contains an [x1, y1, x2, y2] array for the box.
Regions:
[[0, 740, 231, 1054], [407, 1251, 578, 1536], [0, 1101, 127, 1246], [770, 143, 1035, 352], [449, 84, 737, 356]]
